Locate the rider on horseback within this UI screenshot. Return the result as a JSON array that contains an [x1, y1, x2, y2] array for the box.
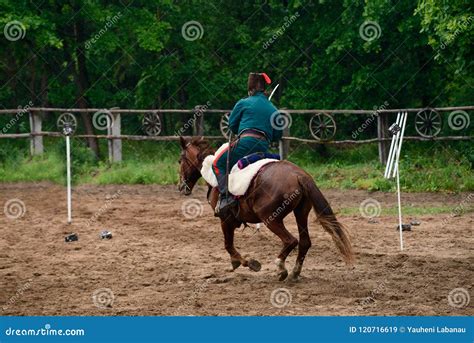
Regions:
[[214, 72, 282, 218]]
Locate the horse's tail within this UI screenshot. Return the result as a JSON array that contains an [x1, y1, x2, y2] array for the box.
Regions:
[[299, 176, 354, 265]]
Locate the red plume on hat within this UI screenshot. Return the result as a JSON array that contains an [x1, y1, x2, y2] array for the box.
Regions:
[[261, 73, 271, 84]]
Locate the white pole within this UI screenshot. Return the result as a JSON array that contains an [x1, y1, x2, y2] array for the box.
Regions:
[[392, 112, 408, 178], [384, 112, 401, 178], [66, 135, 72, 224], [383, 111, 407, 251], [396, 167, 403, 251]]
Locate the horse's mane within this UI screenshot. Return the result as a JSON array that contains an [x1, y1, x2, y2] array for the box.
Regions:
[[190, 137, 215, 157]]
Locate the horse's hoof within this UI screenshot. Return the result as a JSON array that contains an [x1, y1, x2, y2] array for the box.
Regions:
[[287, 273, 300, 283], [248, 259, 262, 272], [231, 260, 241, 270], [278, 270, 288, 281]]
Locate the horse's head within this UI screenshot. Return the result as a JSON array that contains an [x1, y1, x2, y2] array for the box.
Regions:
[[178, 136, 213, 195]]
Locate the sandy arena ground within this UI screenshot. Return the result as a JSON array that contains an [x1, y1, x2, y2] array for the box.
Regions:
[[0, 183, 472, 316]]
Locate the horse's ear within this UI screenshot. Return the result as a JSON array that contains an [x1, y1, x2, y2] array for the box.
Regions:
[[179, 136, 187, 149], [199, 136, 204, 141]]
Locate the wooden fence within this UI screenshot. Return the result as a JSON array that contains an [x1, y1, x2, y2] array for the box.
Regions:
[[0, 106, 472, 164]]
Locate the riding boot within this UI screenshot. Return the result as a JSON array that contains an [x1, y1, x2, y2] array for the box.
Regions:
[[214, 172, 237, 218]]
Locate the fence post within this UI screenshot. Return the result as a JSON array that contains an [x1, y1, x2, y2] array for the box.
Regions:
[[108, 112, 122, 162], [377, 113, 389, 165], [193, 105, 205, 136], [279, 126, 290, 160], [29, 110, 43, 156]]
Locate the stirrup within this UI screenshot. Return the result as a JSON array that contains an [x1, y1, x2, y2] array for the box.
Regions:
[[215, 194, 237, 218]]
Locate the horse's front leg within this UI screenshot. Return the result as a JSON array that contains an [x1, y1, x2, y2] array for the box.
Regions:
[[221, 221, 261, 272]]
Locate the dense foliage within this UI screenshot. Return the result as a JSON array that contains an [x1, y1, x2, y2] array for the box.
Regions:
[[0, 1, 472, 190], [1, 1, 472, 116]]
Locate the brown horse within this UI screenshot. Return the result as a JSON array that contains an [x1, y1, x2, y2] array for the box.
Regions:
[[178, 136, 354, 281]]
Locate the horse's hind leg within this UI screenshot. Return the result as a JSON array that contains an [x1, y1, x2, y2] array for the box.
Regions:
[[265, 220, 298, 281], [289, 200, 312, 281]]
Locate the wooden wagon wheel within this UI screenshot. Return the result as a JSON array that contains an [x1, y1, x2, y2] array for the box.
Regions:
[[142, 112, 162, 136], [57, 113, 77, 135], [415, 108, 441, 138], [309, 113, 336, 141], [220, 113, 231, 139]]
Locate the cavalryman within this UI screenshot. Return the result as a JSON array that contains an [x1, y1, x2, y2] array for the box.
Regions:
[[213, 72, 282, 218]]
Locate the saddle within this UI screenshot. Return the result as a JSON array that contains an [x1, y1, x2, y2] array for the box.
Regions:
[[200, 145, 280, 196]]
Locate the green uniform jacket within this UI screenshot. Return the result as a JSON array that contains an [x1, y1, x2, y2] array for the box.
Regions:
[[212, 92, 282, 177], [228, 91, 282, 142]]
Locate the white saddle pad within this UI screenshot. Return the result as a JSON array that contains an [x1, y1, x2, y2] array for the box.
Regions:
[[200, 143, 279, 196]]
